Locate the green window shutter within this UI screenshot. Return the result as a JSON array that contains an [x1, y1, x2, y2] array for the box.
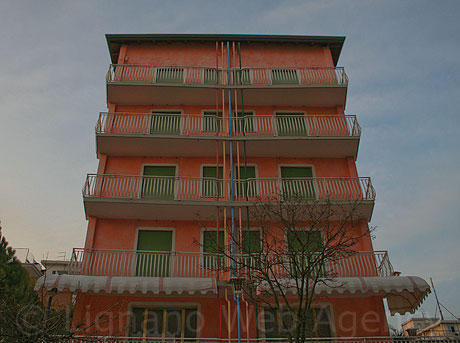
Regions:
[[203, 231, 225, 269], [202, 166, 223, 197], [204, 68, 222, 84], [232, 69, 251, 85], [203, 231, 225, 254], [236, 111, 254, 133], [276, 112, 308, 136], [280, 166, 315, 199], [150, 111, 181, 135], [287, 230, 324, 278], [287, 230, 322, 253], [203, 111, 223, 133], [236, 166, 257, 197], [142, 166, 176, 199], [137, 230, 172, 251], [136, 230, 172, 277], [156, 67, 184, 83], [271, 68, 299, 84], [241, 231, 261, 253]]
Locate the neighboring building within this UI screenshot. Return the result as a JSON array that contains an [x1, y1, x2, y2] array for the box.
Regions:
[[15, 248, 43, 280], [41, 258, 71, 275], [37, 34, 431, 339], [403, 317, 460, 337]]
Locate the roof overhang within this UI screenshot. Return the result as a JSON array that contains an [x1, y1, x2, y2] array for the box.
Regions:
[[35, 274, 217, 296], [105, 33, 345, 66], [257, 276, 431, 315]]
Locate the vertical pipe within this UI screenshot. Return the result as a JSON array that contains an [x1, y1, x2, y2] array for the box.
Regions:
[[216, 41, 220, 281], [216, 41, 223, 342], [238, 42, 259, 340], [228, 41, 242, 343]]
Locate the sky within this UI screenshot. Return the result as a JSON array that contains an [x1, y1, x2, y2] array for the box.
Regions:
[[0, 0, 459, 328]]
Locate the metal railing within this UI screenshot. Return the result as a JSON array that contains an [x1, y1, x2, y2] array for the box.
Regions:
[[83, 175, 375, 202], [96, 112, 361, 138], [68, 337, 460, 343], [68, 249, 392, 278], [106, 64, 348, 87]]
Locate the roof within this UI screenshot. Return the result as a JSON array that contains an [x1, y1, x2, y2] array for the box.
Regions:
[[105, 33, 345, 66]]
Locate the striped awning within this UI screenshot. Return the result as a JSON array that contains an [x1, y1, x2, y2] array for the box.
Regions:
[[35, 274, 217, 296], [257, 276, 430, 315]]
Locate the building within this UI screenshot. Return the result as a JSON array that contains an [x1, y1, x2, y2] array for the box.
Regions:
[[37, 34, 431, 340], [15, 247, 43, 280], [403, 317, 460, 337]]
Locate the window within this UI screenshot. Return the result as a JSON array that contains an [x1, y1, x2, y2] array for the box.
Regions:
[[263, 307, 332, 338], [280, 166, 316, 199], [275, 112, 308, 136], [232, 68, 251, 85], [203, 111, 254, 134], [235, 166, 257, 198], [150, 111, 181, 135], [156, 67, 184, 83], [202, 111, 222, 133], [236, 111, 255, 134], [202, 166, 223, 197], [142, 166, 176, 199], [203, 230, 225, 269], [271, 68, 299, 85], [287, 230, 325, 277], [130, 308, 198, 339], [204, 68, 222, 84], [136, 230, 172, 277]]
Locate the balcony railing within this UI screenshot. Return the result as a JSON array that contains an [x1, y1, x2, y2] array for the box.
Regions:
[[83, 175, 375, 202], [96, 112, 361, 138], [106, 64, 348, 87], [68, 249, 392, 278]]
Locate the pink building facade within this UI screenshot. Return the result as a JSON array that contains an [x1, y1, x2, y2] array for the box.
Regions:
[[38, 34, 430, 340]]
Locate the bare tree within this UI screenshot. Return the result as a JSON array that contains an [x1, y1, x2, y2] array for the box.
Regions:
[[201, 195, 375, 343]]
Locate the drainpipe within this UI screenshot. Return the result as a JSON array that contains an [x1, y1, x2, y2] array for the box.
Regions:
[[225, 288, 231, 342], [238, 42, 260, 340], [228, 41, 241, 343]]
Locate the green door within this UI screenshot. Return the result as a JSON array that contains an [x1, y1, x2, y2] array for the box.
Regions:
[[236, 111, 254, 134], [203, 111, 223, 134], [203, 230, 225, 269], [202, 166, 223, 197], [271, 68, 299, 84], [280, 166, 316, 199], [235, 166, 257, 197], [287, 230, 324, 277], [150, 111, 181, 135], [276, 112, 308, 136], [156, 67, 184, 83], [142, 166, 176, 199], [136, 230, 172, 277]]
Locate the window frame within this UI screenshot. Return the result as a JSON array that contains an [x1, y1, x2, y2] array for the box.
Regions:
[[260, 303, 336, 339], [127, 302, 202, 339]]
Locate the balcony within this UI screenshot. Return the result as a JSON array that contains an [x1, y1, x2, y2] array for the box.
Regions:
[[106, 64, 348, 106], [68, 248, 392, 279], [96, 112, 360, 158], [83, 174, 375, 221]]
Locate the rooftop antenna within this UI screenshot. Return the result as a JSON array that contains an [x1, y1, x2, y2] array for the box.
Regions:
[[430, 277, 444, 320]]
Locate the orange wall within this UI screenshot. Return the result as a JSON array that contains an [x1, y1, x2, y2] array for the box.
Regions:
[[103, 156, 353, 179], [123, 42, 334, 68], [72, 293, 388, 337], [113, 104, 341, 115]]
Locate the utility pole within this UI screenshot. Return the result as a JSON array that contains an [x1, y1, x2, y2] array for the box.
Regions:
[[430, 277, 444, 320]]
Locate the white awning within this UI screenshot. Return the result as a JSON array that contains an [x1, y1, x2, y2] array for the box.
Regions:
[[35, 274, 217, 296], [257, 276, 430, 315]]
